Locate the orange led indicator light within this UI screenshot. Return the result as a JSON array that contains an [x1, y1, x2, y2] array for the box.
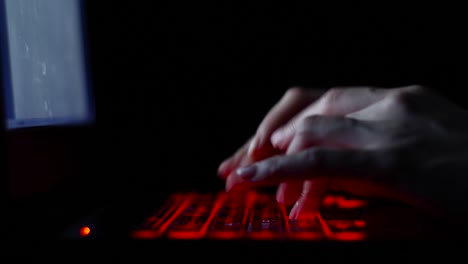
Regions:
[[80, 226, 91, 237]]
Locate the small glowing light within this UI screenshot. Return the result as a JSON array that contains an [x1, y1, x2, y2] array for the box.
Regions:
[[80, 226, 91, 237]]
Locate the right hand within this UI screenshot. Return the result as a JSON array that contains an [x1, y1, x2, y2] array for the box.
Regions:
[[217, 86, 396, 217]]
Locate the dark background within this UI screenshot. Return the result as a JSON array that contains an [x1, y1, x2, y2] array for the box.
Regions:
[[85, 2, 465, 193], [3, 1, 467, 238]]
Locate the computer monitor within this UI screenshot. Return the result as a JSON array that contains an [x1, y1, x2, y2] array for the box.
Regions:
[[0, 0, 94, 130], [0, 0, 98, 208], [0, 0, 100, 238]]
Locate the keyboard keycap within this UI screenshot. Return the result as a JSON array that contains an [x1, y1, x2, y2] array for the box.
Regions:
[[326, 219, 367, 241], [166, 193, 225, 239], [132, 192, 370, 241], [131, 194, 190, 239], [287, 217, 325, 240], [208, 194, 251, 239], [321, 195, 367, 220], [245, 193, 287, 240]]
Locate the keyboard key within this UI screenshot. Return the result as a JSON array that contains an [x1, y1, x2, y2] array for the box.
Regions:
[[131, 194, 191, 239], [132, 192, 371, 241], [326, 219, 367, 241], [335, 195, 368, 209], [320, 208, 365, 220], [321, 195, 367, 220], [166, 193, 225, 239], [208, 193, 252, 239], [322, 194, 368, 209], [287, 217, 325, 240], [245, 193, 287, 240]]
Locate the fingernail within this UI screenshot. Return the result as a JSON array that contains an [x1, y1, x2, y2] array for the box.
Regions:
[[276, 192, 285, 204], [270, 131, 283, 148], [218, 160, 230, 177], [236, 165, 257, 180], [276, 184, 286, 204]]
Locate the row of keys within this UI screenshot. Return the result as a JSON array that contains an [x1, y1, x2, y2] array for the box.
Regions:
[[166, 193, 225, 239], [131, 192, 368, 240]]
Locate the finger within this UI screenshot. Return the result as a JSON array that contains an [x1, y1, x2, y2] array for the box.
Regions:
[[237, 117, 387, 185], [248, 87, 325, 161], [287, 115, 381, 150], [276, 122, 321, 208], [271, 86, 391, 150], [233, 147, 432, 213], [232, 147, 392, 186], [283, 126, 330, 219], [276, 181, 303, 207], [225, 154, 260, 194], [289, 179, 330, 220], [218, 137, 254, 179]]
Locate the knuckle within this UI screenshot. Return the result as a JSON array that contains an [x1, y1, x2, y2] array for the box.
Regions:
[[303, 115, 352, 135], [301, 115, 322, 129], [282, 119, 299, 135], [320, 87, 344, 113], [323, 87, 344, 103]]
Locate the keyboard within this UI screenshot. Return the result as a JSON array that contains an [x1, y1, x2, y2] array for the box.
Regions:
[[131, 191, 369, 241]]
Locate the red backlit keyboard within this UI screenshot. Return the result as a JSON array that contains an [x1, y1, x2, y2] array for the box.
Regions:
[[131, 191, 368, 241]]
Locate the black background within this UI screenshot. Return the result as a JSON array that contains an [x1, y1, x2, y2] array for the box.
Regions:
[[4, 1, 467, 238], [83, 2, 465, 195]]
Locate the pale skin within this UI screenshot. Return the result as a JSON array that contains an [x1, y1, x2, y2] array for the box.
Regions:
[[218, 85, 468, 220]]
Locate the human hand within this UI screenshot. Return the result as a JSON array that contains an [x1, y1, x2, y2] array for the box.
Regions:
[[217, 86, 393, 217], [222, 85, 468, 219], [217, 87, 323, 179]]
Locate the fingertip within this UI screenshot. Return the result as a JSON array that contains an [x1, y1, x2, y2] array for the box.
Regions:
[[249, 134, 276, 161], [276, 193, 284, 204], [271, 129, 294, 152], [288, 193, 323, 220], [289, 203, 299, 220], [236, 165, 257, 180], [247, 137, 259, 158], [225, 175, 252, 195], [251, 139, 282, 161], [270, 130, 283, 148], [276, 183, 287, 204], [225, 173, 236, 192], [217, 159, 233, 178]]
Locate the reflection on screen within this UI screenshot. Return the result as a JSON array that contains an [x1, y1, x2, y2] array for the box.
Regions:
[[1, 0, 93, 129]]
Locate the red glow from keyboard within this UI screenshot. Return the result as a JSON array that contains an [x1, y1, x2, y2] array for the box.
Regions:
[[333, 232, 366, 241], [132, 192, 370, 241], [335, 196, 368, 209], [354, 220, 367, 228], [132, 230, 164, 239]]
